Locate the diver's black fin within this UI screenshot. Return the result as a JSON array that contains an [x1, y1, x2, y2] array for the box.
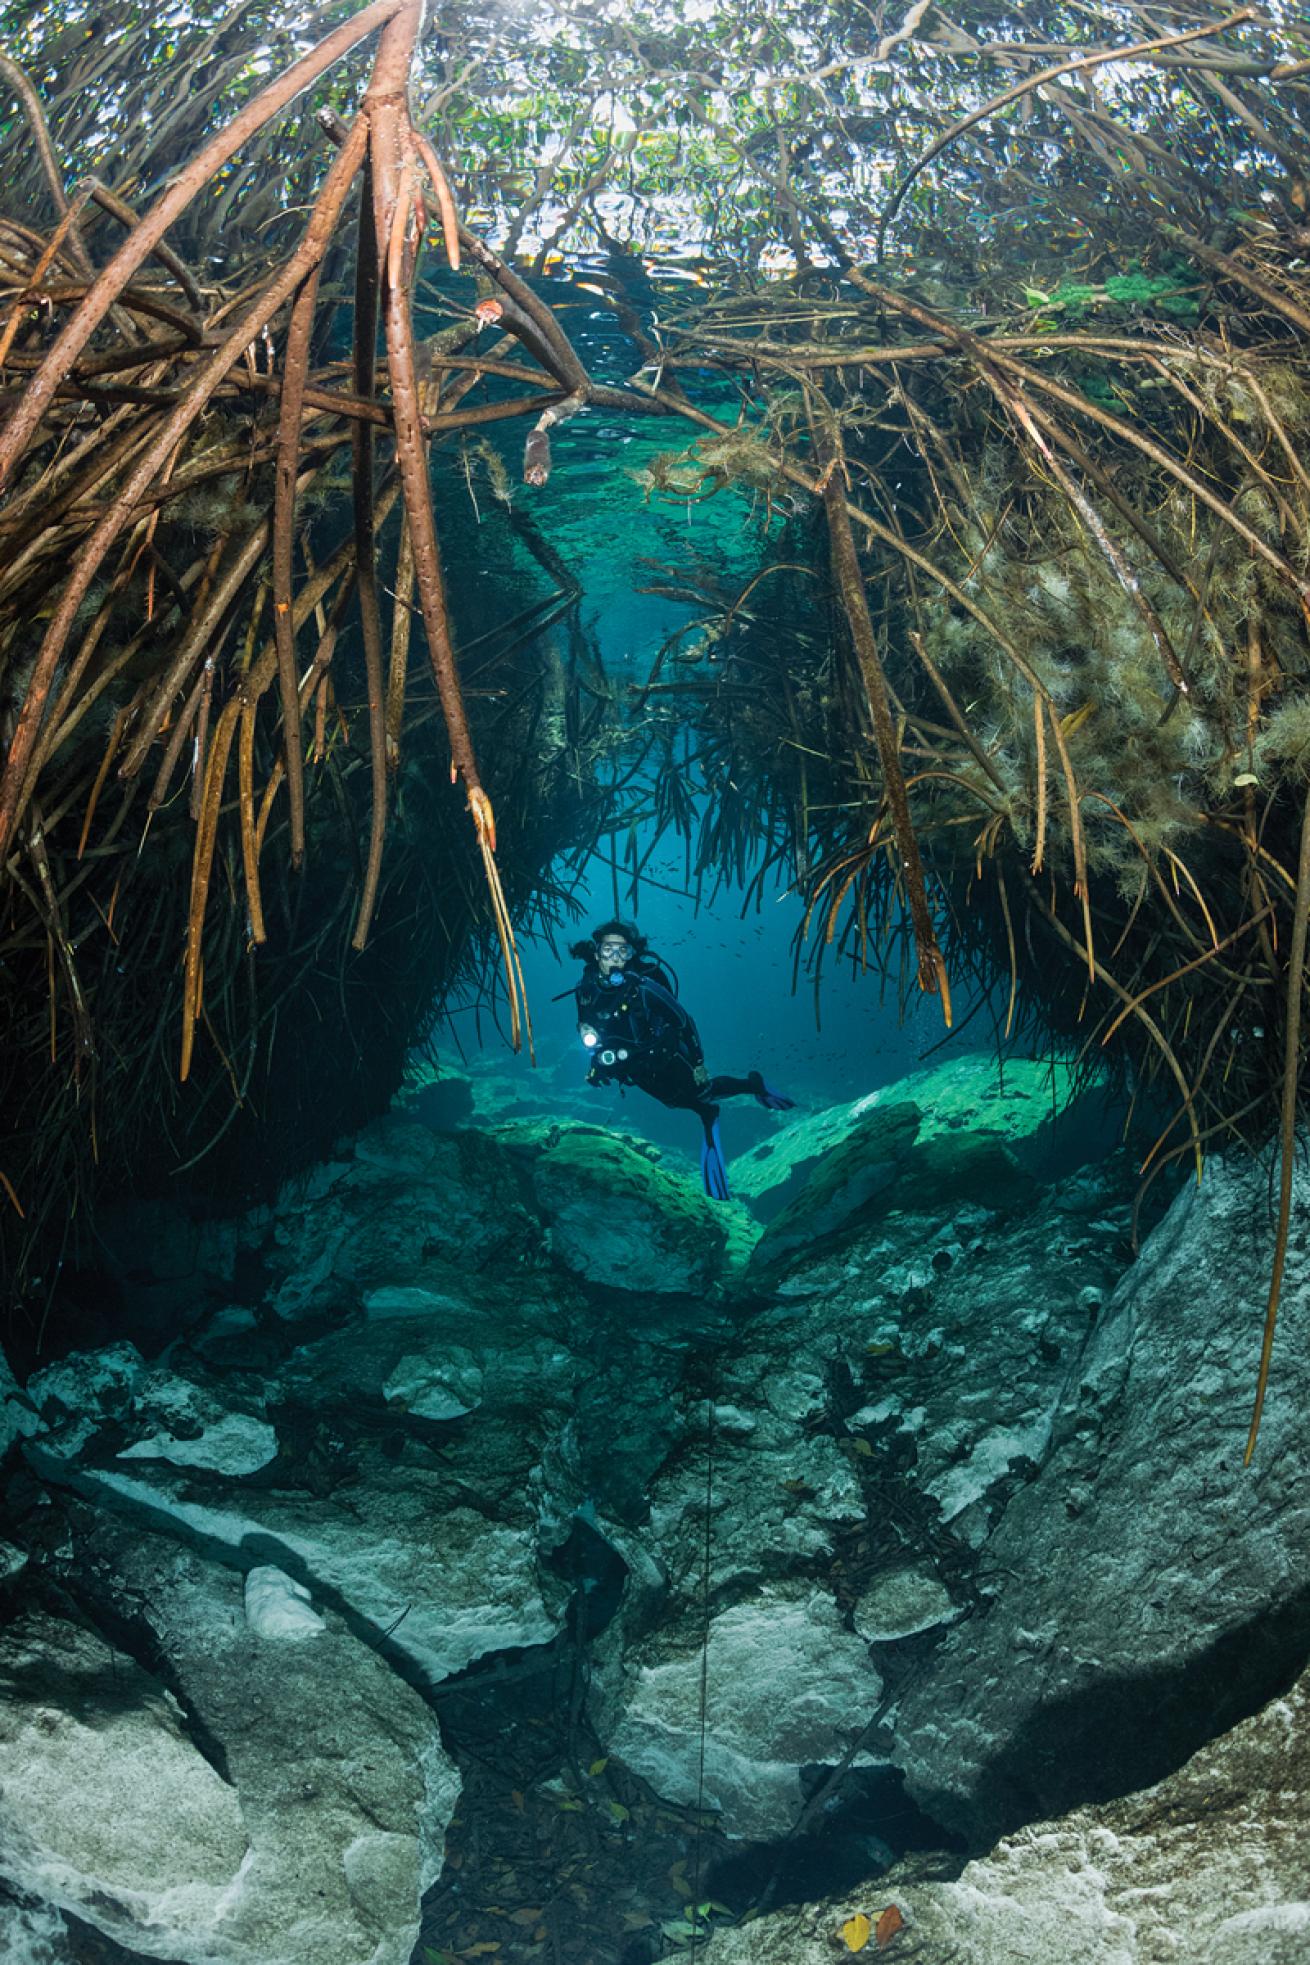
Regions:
[[749, 1070, 796, 1112]]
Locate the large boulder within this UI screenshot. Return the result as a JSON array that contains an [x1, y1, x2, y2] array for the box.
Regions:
[[500, 1121, 730, 1294], [0, 1539, 456, 1965], [266, 1119, 540, 1322], [700, 1654, 1310, 1964], [0, 1607, 249, 1958], [733, 1054, 1103, 1223], [888, 1144, 1310, 1842], [599, 1585, 880, 1840], [27, 1429, 559, 1692]]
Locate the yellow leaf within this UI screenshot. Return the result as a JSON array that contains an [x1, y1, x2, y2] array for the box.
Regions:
[[852, 1438, 874, 1457], [608, 1800, 631, 1823], [588, 1758, 609, 1776], [509, 1908, 543, 1925], [842, 1912, 872, 1952]]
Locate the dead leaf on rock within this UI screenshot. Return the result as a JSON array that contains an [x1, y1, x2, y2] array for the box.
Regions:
[[876, 1904, 905, 1946], [841, 1912, 872, 1951]]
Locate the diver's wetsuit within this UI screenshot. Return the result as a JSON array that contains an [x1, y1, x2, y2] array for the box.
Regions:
[[574, 961, 791, 1199]]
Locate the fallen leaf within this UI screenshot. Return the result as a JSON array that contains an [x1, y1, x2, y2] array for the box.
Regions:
[[608, 1800, 631, 1823], [876, 1904, 904, 1946], [842, 1911, 872, 1952], [509, 1908, 544, 1925], [669, 1859, 693, 1899], [588, 1757, 609, 1776], [509, 1790, 525, 1812], [852, 1438, 874, 1457], [621, 1911, 655, 1932]]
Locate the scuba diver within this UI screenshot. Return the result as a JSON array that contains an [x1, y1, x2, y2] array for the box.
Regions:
[[568, 919, 794, 1200]]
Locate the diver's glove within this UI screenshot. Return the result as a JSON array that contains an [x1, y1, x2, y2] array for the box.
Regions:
[[748, 1070, 795, 1112], [700, 1118, 731, 1202]]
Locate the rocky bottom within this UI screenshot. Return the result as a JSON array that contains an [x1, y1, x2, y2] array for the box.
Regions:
[[2, 1053, 1309, 1963]]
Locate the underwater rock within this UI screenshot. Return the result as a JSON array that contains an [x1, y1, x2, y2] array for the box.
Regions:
[[889, 1142, 1310, 1843], [699, 1655, 1310, 1964], [382, 1345, 484, 1420], [267, 1125, 539, 1321], [112, 1366, 278, 1477], [2, 1534, 455, 1965], [0, 1893, 75, 1962], [0, 1606, 250, 1959], [600, 1586, 880, 1840], [745, 1100, 1039, 1284], [244, 1564, 326, 1640], [733, 1055, 1099, 1223], [0, 1348, 42, 1462], [27, 1340, 143, 1435], [26, 1430, 559, 1690], [852, 1565, 961, 1642], [745, 1101, 921, 1278], [510, 1122, 729, 1294]]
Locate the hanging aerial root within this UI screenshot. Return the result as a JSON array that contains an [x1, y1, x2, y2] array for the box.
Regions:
[[1244, 781, 1310, 1464], [350, 153, 389, 953], [358, 12, 532, 1047], [0, 0, 406, 489], [811, 405, 950, 1024], [0, 113, 371, 861]]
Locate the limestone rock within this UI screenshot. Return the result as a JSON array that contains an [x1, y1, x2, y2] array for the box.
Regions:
[[267, 1125, 539, 1321], [16, 1537, 458, 1965], [852, 1565, 961, 1642], [600, 1586, 881, 1840], [114, 1366, 277, 1476], [383, 1345, 483, 1420], [0, 1348, 42, 1463], [890, 1144, 1310, 1842], [746, 1101, 920, 1277], [26, 1437, 559, 1690], [733, 1054, 1099, 1222], [701, 1657, 1310, 1964], [244, 1564, 326, 1639], [519, 1123, 728, 1294], [0, 1607, 250, 1957]]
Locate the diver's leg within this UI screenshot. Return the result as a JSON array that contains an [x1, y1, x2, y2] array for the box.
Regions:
[[705, 1073, 754, 1100], [706, 1070, 796, 1111]]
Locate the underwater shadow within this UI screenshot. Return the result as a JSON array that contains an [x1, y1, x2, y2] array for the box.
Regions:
[[961, 1573, 1310, 1843]]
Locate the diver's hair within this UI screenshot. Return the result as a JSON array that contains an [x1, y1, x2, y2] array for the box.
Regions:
[[568, 918, 649, 964]]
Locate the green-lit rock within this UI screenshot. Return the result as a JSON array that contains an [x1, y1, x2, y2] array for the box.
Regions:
[[746, 1101, 922, 1282], [734, 1054, 1102, 1223], [496, 1120, 729, 1294]]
